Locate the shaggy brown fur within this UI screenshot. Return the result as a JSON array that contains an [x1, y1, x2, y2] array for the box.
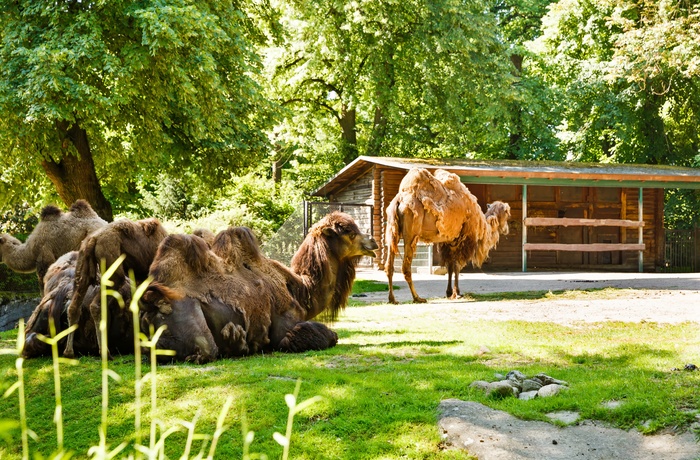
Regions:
[[23, 251, 134, 358], [0, 200, 106, 293], [384, 168, 511, 303], [63, 218, 168, 358], [139, 212, 377, 362]]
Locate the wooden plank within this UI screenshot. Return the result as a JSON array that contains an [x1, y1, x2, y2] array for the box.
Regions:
[[524, 243, 645, 252], [524, 217, 645, 228]]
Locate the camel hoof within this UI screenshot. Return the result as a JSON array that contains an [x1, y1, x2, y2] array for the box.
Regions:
[[63, 349, 75, 359], [413, 297, 427, 304]]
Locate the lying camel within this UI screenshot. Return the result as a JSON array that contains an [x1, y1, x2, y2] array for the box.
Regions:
[[0, 200, 106, 293], [63, 217, 168, 358], [23, 251, 134, 358], [139, 212, 378, 362]]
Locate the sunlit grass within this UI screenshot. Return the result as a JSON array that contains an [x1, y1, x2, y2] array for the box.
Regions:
[[1, 287, 699, 459]]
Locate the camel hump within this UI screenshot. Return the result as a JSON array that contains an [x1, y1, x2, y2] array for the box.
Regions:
[[140, 218, 163, 236], [40, 205, 62, 221], [69, 199, 98, 218]]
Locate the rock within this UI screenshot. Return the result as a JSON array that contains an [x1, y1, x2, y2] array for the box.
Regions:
[[506, 370, 526, 382], [487, 381, 518, 398], [521, 378, 543, 392], [519, 390, 538, 401], [469, 380, 490, 392], [493, 373, 506, 380], [538, 383, 565, 398], [535, 373, 569, 386], [0, 296, 39, 332]]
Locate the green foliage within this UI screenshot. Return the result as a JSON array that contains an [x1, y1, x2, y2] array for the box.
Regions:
[[163, 173, 301, 242], [529, 0, 700, 169], [0, 0, 278, 213], [266, 0, 515, 169], [665, 189, 700, 230]]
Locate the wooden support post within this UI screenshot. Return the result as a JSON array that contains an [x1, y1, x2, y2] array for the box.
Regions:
[[522, 184, 528, 272], [638, 188, 644, 272]]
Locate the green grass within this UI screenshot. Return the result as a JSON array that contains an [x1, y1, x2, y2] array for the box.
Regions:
[[1, 290, 699, 459], [351, 279, 396, 295]]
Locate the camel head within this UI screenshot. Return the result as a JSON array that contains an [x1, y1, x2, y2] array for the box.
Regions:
[[486, 201, 511, 235], [315, 212, 379, 261], [0, 234, 21, 260], [139, 283, 218, 363]]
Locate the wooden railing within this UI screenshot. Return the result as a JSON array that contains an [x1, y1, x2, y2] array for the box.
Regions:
[[523, 218, 645, 252]]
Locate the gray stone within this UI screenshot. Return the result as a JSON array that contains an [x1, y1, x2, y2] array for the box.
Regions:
[[493, 373, 506, 380], [521, 378, 543, 392], [469, 380, 490, 392], [535, 373, 569, 386], [506, 370, 527, 382], [487, 381, 518, 398], [546, 411, 580, 424], [518, 390, 538, 401], [0, 296, 39, 332], [538, 384, 565, 398]]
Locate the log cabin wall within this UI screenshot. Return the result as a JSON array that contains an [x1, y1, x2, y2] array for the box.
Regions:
[[319, 160, 671, 272]]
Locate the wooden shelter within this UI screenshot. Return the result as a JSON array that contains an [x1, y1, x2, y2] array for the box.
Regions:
[[312, 156, 700, 272]]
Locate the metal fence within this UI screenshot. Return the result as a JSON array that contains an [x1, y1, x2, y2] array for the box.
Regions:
[[663, 229, 696, 272], [262, 201, 374, 267]]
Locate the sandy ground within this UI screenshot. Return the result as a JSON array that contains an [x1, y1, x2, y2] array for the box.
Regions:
[[354, 269, 700, 460], [355, 269, 700, 324]]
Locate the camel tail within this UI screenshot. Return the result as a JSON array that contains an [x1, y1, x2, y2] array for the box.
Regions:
[[72, 237, 99, 308], [384, 196, 401, 256]]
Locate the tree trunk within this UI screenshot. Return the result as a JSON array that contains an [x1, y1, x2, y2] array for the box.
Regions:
[[42, 121, 114, 221], [338, 104, 358, 164]]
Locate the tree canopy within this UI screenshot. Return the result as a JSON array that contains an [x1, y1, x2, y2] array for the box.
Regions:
[[0, 0, 276, 220], [0, 0, 698, 227]]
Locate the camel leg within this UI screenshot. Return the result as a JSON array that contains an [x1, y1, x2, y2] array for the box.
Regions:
[[89, 296, 112, 359], [446, 264, 454, 298], [278, 321, 338, 353], [403, 236, 426, 303], [385, 247, 398, 304], [452, 263, 462, 298], [63, 297, 82, 358]]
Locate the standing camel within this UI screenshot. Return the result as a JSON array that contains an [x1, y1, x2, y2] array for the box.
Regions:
[[384, 168, 510, 303], [0, 200, 106, 293]]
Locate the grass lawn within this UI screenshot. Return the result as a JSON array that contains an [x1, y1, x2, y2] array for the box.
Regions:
[[1, 284, 699, 459]]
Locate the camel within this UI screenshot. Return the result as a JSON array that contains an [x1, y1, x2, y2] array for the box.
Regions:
[[0, 200, 106, 293], [23, 251, 134, 358], [384, 168, 511, 303], [139, 212, 378, 362], [63, 217, 168, 358]]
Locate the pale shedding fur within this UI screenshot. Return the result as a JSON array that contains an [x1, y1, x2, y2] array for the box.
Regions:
[[384, 168, 511, 303], [0, 200, 106, 292]]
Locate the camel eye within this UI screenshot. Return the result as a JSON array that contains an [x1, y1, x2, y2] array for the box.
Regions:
[[349, 233, 356, 241]]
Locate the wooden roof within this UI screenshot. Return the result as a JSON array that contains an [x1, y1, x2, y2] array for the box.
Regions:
[[313, 156, 700, 196]]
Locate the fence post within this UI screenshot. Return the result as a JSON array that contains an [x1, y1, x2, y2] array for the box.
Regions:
[[695, 226, 700, 272]]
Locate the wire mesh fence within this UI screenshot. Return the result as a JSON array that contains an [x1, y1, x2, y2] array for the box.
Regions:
[[663, 229, 697, 272], [262, 201, 374, 267]]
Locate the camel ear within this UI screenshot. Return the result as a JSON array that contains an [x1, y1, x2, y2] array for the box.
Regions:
[[139, 286, 172, 314], [322, 227, 337, 237]]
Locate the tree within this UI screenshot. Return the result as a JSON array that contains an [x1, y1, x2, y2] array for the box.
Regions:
[[0, 0, 277, 220], [491, 0, 563, 160], [265, 0, 515, 177], [529, 0, 700, 167]]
